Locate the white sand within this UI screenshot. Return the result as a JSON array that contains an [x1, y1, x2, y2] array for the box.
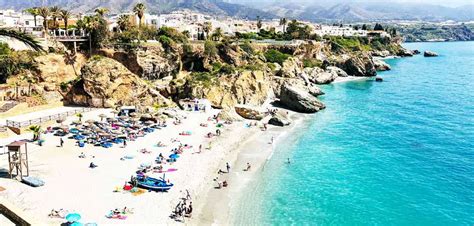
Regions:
[[0, 107, 257, 225]]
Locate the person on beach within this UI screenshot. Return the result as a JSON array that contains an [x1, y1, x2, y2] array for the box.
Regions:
[[270, 136, 274, 144], [123, 140, 127, 148], [60, 137, 64, 147], [216, 129, 221, 136], [287, 158, 291, 164], [226, 162, 230, 173], [218, 169, 224, 175], [89, 162, 97, 168], [245, 162, 251, 171]]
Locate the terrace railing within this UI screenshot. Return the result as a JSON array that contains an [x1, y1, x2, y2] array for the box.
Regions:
[[5, 107, 94, 129]]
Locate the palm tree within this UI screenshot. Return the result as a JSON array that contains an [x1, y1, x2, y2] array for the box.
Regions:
[[60, 10, 72, 34], [63, 51, 78, 77], [280, 17, 287, 32], [0, 29, 44, 52], [203, 22, 212, 40], [28, 125, 42, 141], [212, 27, 223, 41], [38, 7, 50, 37], [133, 3, 146, 27], [49, 6, 61, 32], [94, 7, 109, 17], [24, 8, 39, 27], [257, 16, 262, 30], [117, 14, 131, 32], [76, 113, 83, 122]]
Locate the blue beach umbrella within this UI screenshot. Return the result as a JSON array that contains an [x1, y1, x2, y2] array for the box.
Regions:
[[71, 222, 84, 226], [65, 213, 81, 222]]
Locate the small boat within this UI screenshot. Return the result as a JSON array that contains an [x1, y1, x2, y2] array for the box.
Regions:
[[135, 174, 173, 192]]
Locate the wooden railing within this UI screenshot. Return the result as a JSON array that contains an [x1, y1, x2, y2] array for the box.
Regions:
[[5, 107, 93, 129]]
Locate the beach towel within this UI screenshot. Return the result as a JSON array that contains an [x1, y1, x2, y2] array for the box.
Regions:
[[22, 177, 45, 187]]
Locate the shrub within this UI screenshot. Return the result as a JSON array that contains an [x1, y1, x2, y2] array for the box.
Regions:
[[303, 59, 323, 68], [239, 41, 254, 55], [264, 49, 291, 65], [158, 35, 175, 50], [204, 40, 218, 58], [219, 64, 235, 74], [157, 26, 188, 43]]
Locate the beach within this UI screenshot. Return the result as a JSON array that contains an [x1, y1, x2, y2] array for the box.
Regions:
[[0, 106, 261, 224]]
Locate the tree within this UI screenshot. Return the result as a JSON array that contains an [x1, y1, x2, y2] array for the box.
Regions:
[[133, 3, 146, 27], [60, 10, 72, 33], [63, 51, 78, 77], [361, 24, 367, 30], [24, 8, 39, 27], [76, 113, 83, 122], [0, 29, 44, 52], [374, 23, 384, 31], [280, 17, 287, 32], [77, 15, 108, 49], [212, 27, 223, 41], [49, 6, 61, 31], [182, 30, 190, 38], [204, 40, 217, 58], [257, 16, 262, 30], [28, 125, 42, 141], [38, 7, 50, 37], [94, 7, 109, 17], [117, 14, 132, 32], [203, 22, 212, 40]]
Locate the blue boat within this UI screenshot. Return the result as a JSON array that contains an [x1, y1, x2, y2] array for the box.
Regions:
[[135, 174, 173, 192]]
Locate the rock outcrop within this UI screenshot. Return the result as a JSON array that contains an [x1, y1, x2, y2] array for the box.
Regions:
[[35, 53, 87, 84], [326, 66, 348, 77], [268, 111, 292, 127], [336, 53, 377, 77], [371, 50, 391, 57], [272, 77, 324, 98], [424, 51, 438, 57], [279, 84, 325, 113], [66, 57, 172, 108], [374, 59, 391, 71], [235, 104, 266, 120], [188, 70, 271, 110], [397, 48, 414, 57], [278, 57, 302, 78], [302, 67, 338, 84], [136, 45, 181, 79]]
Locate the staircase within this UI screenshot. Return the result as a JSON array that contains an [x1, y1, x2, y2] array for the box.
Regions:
[[0, 101, 18, 113]]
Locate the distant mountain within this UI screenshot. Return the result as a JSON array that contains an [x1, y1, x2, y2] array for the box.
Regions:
[[0, 0, 275, 19], [246, 2, 474, 22]]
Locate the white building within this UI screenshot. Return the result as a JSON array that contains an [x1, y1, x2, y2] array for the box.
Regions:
[[314, 25, 367, 37]]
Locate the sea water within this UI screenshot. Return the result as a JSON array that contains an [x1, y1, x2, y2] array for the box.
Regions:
[[233, 42, 474, 225]]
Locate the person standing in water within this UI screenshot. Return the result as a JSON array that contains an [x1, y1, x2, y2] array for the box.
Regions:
[[287, 158, 291, 164]]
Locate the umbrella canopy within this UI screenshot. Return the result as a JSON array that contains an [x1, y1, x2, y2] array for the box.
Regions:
[[71, 222, 84, 226], [65, 213, 81, 222], [99, 113, 107, 118], [85, 119, 95, 124]]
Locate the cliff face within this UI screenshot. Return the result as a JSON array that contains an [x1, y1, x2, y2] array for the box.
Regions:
[[64, 56, 173, 108], [185, 70, 272, 110], [24, 38, 410, 115]]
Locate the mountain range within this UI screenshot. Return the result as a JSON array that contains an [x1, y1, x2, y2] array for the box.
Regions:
[[0, 0, 473, 22]]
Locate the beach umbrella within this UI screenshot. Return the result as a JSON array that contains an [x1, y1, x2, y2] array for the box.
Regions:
[[111, 110, 119, 117], [65, 213, 81, 222], [71, 222, 83, 226], [85, 119, 95, 124], [99, 113, 107, 121]]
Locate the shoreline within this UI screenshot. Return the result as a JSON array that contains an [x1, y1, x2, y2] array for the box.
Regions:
[[192, 110, 311, 225], [192, 76, 368, 224]]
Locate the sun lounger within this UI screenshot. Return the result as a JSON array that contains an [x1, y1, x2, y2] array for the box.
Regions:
[[22, 176, 45, 187]]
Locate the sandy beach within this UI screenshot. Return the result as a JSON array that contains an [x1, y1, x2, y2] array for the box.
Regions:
[[0, 107, 260, 225]]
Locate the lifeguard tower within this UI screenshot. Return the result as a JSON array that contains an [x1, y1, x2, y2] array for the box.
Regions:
[[6, 140, 29, 180]]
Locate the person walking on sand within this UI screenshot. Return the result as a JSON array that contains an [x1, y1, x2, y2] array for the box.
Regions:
[[60, 137, 64, 147], [245, 162, 251, 171], [123, 140, 127, 148], [226, 162, 231, 173]]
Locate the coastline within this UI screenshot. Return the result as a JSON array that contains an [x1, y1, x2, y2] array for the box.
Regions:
[[192, 76, 369, 224], [192, 110, 311, 225]]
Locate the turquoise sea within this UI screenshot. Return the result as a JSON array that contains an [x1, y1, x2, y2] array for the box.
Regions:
[[234, 42, 474, 225]]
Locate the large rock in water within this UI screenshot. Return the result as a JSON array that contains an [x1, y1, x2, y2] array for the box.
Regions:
[[235, 104, 266, 120], [75, 57, 172, 108], [397, 48, 414, 57], [279, 85, 325, 113], [272, 77, 324, 98], [424, 51, 439, 57], [374, 59, 391, 71], [337, 53, 377, 77]]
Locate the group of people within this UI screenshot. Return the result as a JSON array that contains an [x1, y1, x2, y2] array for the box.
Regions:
[[172, 190, 193, 221]]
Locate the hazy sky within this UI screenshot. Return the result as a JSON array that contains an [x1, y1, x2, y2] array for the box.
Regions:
[[230, 0, 474, 7]]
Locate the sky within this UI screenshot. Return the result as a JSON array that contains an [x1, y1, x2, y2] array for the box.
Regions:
[[228, 0, 474, 7]]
